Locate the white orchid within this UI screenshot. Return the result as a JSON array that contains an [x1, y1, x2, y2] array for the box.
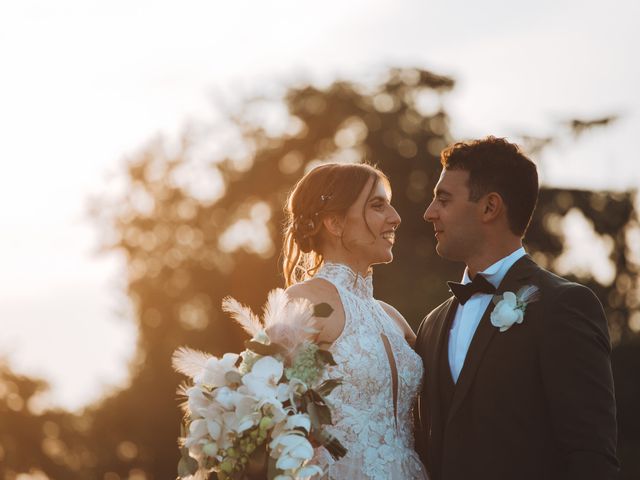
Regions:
[[296, 464, 324, 479], [196, 352, 240, 387], [491, 285, 540, 332], [213, 385, 245, 410], [186, 385, 211, 418], [491, 292, 524, 331], [205, 418, 222, 441], [270, 431, 315, 471], [284, 413, 311, 432], [185, 419, 209, 448], [234, 395, 262, 430], [242, 356, 285, 399], [256, 396, 289, 424]]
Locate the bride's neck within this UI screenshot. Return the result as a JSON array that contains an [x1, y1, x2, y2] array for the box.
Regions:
[[322, 252, 370, 277]]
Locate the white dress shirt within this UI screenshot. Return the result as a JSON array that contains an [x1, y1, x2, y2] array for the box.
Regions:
[[448, 247, 527, 383]]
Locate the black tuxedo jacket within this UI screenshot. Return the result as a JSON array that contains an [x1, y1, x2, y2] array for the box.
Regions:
[[414, 255, 619, 480]]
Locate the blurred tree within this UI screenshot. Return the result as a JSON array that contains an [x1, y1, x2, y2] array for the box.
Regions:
[[0, 362, 93, 478], [2, 67, 638, 479]]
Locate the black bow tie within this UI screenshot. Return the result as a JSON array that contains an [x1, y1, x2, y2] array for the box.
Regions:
[[447, 274, 496, 305]]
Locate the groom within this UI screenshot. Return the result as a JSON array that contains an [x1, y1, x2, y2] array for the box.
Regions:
[[414, 137, 619, 480]]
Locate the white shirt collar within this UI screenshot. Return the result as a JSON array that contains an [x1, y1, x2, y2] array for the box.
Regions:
[[461, 247, 527, 288]]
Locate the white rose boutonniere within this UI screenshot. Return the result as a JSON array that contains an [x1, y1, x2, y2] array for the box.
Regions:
[[490, 285, 540, 332]]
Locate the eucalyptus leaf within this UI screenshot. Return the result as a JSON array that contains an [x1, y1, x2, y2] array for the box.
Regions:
[[314, 379, 342, 397], [313, 302, 334, 318], [315, 403, 333, 425], [245, 340, 284, 356], [326, 436, 348, 460], [307, 388, 327, 405], [306, 400, 321, 430], [316, 349, 337, 366], [177, 454, 199, 478]]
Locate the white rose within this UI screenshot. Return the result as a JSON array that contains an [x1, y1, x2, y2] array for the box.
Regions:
[[490, 292, 524, 332]]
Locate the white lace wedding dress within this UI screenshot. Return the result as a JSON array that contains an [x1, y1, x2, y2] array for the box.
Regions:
[[312, 262, 428, 479]]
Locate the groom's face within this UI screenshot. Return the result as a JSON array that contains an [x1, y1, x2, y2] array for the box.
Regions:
[[424, 169, 483, 261]]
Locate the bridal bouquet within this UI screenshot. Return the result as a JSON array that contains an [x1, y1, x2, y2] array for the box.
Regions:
[[173, 289, 346, 480]]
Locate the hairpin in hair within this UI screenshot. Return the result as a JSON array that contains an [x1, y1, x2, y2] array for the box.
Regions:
[[320, 194, 332, 203]]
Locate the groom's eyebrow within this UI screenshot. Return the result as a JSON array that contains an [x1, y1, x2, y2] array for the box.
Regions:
[[434, 187, 452, 198]]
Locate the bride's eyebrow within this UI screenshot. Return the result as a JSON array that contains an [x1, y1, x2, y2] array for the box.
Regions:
[[368, 195, 390, 203]]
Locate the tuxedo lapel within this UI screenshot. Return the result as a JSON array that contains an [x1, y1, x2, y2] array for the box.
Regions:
[[427, 297, 458, 412], [447, 255, 539, 422], [423, 296, 458, 472]]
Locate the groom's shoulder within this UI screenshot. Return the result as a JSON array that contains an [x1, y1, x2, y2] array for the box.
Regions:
[[416, 296, 453, 340], [421, 296, 454, 325], [528, 260, 603, 309]]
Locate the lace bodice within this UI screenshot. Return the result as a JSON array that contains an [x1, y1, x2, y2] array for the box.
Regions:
[[312, 262, 427, 480]]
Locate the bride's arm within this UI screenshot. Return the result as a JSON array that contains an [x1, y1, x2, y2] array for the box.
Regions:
[[378, 300, 417, 346]]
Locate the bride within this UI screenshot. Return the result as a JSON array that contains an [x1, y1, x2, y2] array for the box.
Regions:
[[281, 163, 428, 479]]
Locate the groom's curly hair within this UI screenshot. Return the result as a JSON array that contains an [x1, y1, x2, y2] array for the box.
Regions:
[[441, 136, 538, 236]]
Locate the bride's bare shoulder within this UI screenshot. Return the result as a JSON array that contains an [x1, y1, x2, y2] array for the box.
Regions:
[[285, 278, 339, 304], [285, 278, 345, 347]]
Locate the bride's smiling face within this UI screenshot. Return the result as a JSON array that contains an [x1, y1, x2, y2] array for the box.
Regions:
[[339, 176, 401, 267]]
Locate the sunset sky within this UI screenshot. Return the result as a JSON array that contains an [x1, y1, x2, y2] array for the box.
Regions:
[[1, 0, 638, 410]]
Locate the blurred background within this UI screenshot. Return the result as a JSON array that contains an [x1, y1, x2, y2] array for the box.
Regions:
[[1, 1, 639, 479]]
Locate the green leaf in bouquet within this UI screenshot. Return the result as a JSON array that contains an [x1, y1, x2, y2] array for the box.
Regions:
[[306, 399, 320, 428], [315, 403, 333, 425], [313, 302, 334, 318], [316, 349, 337, 366], [306, 395, 332, 425], [245, 340, 284, 356], [307, 388, 326, 405], [309, 423, 347, 461], [177, 451, 199, 478], [314, 378, 343, 397], [225, 370, 243, 385], [324, 435, 348, 460]]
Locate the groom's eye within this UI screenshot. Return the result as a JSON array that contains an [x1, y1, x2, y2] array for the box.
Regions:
[[436, 194, 450, 205]]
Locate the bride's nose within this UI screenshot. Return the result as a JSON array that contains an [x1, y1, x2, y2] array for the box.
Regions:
[[388, 206, 401, 229]]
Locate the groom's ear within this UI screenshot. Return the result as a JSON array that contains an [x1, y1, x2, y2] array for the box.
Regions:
[[481, 192, 503, 222], [322, 214, 344, 237]]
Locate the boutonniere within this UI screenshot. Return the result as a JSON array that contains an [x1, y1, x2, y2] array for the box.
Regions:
[[490, 285, 540, 332]]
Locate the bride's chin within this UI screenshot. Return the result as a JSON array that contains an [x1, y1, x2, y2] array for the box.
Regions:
[[377, 251, 394, 264]]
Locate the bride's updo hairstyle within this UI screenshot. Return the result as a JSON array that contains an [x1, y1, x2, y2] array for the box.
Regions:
[[282, 162, 390, 287]]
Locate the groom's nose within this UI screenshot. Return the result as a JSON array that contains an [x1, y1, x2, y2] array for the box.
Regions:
[[424, 201, 437, 223]]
